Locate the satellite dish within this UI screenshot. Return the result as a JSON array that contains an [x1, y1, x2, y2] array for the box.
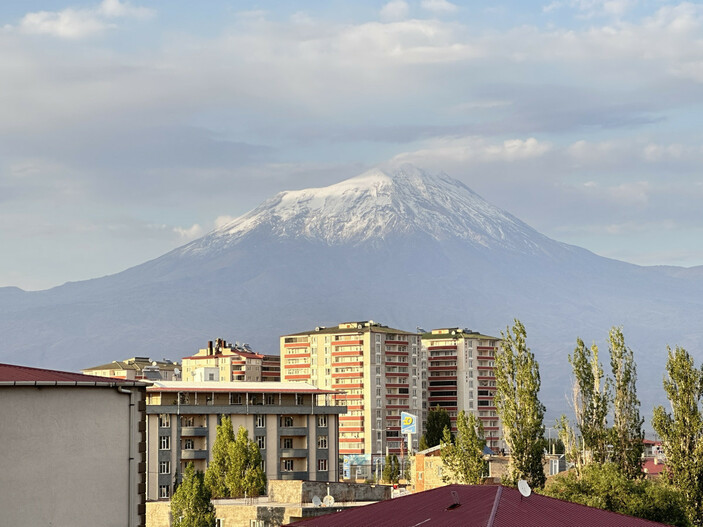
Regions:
[[518, 479, 532, 498], [323, 495, 335, 507], [312, 496, 321, 507]]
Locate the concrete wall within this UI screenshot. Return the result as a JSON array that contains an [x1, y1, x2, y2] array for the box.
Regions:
[[0, 385, 145, 527], [268, 480, 391, 504]]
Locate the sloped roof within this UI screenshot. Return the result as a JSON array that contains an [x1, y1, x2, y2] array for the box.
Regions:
[[82, 357, 180, 372], [286, 484, 671, 527], [0, 363, 146, 386]]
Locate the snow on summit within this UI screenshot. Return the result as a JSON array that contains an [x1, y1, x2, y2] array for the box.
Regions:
[[185, 164, 553, 253]]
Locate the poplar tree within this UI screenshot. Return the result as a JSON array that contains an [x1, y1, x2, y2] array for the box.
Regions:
[[608, 327, 644, 479], [225, 426, 266, 497], [440, 410, 486, 485], [171, 463, 216, 527], [495, 319, 546, 488], [204, 416, 234, 498], [570, 338, 610, 465], [652, 346, 703, 526]]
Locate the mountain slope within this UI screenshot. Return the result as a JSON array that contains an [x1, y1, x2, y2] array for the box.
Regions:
[[1, 164, 701, 418]]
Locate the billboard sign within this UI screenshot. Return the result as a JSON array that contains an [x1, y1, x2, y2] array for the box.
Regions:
[[401, 412, 417, 434]]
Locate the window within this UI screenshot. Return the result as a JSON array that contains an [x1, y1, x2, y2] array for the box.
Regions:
[[318, 459, 328, 471], [159, 485, 170, 498], [159, 461, 170, 474], [250, 520, 265, 527], [216, 520, 225, 527], [160, 436, 170, 450], [256, 415, 266, 428], [208, 373, 215, 381], [283, 438, 293, 449], [317, 435, 328, 449], [257, 436, 266, 449], [283, 459, 294, 472], [282, 416, 294, 427], [317, 415, 327, 427], [158, 414, 170, 427], [296, 394, 304, 405], [266, 395, 275, 405], [184, 439, 194, 450]]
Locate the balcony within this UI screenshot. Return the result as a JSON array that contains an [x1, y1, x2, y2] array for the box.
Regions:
[[280, 448, 308, 458], [278, 426, 308, 436], [181, 449, 208, 460], [280, 471, 309, 480], [180, 426, 208, 436]]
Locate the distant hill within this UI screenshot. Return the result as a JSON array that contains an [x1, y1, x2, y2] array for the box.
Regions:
[[2, 163, 702, 418]]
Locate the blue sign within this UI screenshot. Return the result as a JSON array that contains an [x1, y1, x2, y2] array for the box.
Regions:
[[401, 412, 417, 434]]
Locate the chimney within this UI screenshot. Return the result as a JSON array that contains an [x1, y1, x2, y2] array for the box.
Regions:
[[208, 341, 213, 354]]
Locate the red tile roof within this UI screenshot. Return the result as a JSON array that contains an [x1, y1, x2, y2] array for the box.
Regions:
[[643, 458, 666, 476], [287, 484, 671, 527], [0, 363, 146, 386]]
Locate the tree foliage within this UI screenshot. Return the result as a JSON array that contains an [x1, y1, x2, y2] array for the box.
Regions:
[[570, 338, 610, 466], [440, 410, 486, 485], [204, 416, 235, 498], [608, 327, 644, 479], [495, 319, 546, 488], [204, 419, 266, 498], [171, 463, 216, 527], [652, 346, 703, 527], [542, 462, 689, 527], [423, 406, 452, 449], [383, 454, 400, 484], [225, 426, 267, 497]]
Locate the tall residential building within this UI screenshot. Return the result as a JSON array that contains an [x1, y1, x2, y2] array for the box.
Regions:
[[280, 321, 426, 459], [145, 381, 343, 501], [82, 356, 181, 381], [181, 338, 280, 382], [421, 328, 504, 450]]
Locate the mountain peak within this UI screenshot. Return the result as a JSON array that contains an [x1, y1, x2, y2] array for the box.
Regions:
[[184, 164, 554, 254]]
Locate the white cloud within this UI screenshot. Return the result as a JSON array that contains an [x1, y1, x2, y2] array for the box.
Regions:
[[173, 223, 203, 240], [392, 136, 553, 165], [380, 1, 410, 22], [543, 0, 636, 18], [17, 0, 153, 39], [421, 0, 458, 14]]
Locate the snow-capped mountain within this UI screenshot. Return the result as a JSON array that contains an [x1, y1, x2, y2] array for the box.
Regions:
[[1, 164, 702, 419]]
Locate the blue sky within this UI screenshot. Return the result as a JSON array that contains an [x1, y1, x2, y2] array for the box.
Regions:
[[2, 0, 703, 289]]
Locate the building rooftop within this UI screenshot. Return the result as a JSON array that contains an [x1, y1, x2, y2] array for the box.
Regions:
[[0, 362, 146, 387], [286, 484, 670, 527], [422, 328, 500, 341], [283, 321, 417, 338], [82, 357, 180, 372], [147, 381, 336, 394]]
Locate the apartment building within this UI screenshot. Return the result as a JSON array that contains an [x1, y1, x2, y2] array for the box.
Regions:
[[280, 321, 426, 459], [145, 381, 343, 501], [82, 356, 181, 381], [421, 328, 504, 450], [0, 363, 147, 527], [181, 338, 280, 382]]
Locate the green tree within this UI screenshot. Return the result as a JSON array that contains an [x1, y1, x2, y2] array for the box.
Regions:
[[652, 346, 703, 526], [171, 463, 216, 527], [608, 327, 644, 479], [225, 426, 266, 497], [570, 338, 610, 465], [440, 410, 486, 485], [382, 454, 400, 484], [495, 320, 546, 488], [204, 416, 235, 498], [423, 406, 452, 448], [542, 462, 689, 527]]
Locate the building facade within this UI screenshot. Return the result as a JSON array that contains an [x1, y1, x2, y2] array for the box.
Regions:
[[280, 321, 426, 459], [181, 338, 280, 382], [0, 363, 147, 527], [145, 381, 344, 501], [421, 328, 503, 450], [82, 356, 181, 381]]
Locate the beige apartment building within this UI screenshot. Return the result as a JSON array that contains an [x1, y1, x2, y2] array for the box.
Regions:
[[82, 356, 181, 381], [145, 381, 344, 501], [181, 338, 280, 382], [280, 321, 426, 461], [421, 328, 504, 450]]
